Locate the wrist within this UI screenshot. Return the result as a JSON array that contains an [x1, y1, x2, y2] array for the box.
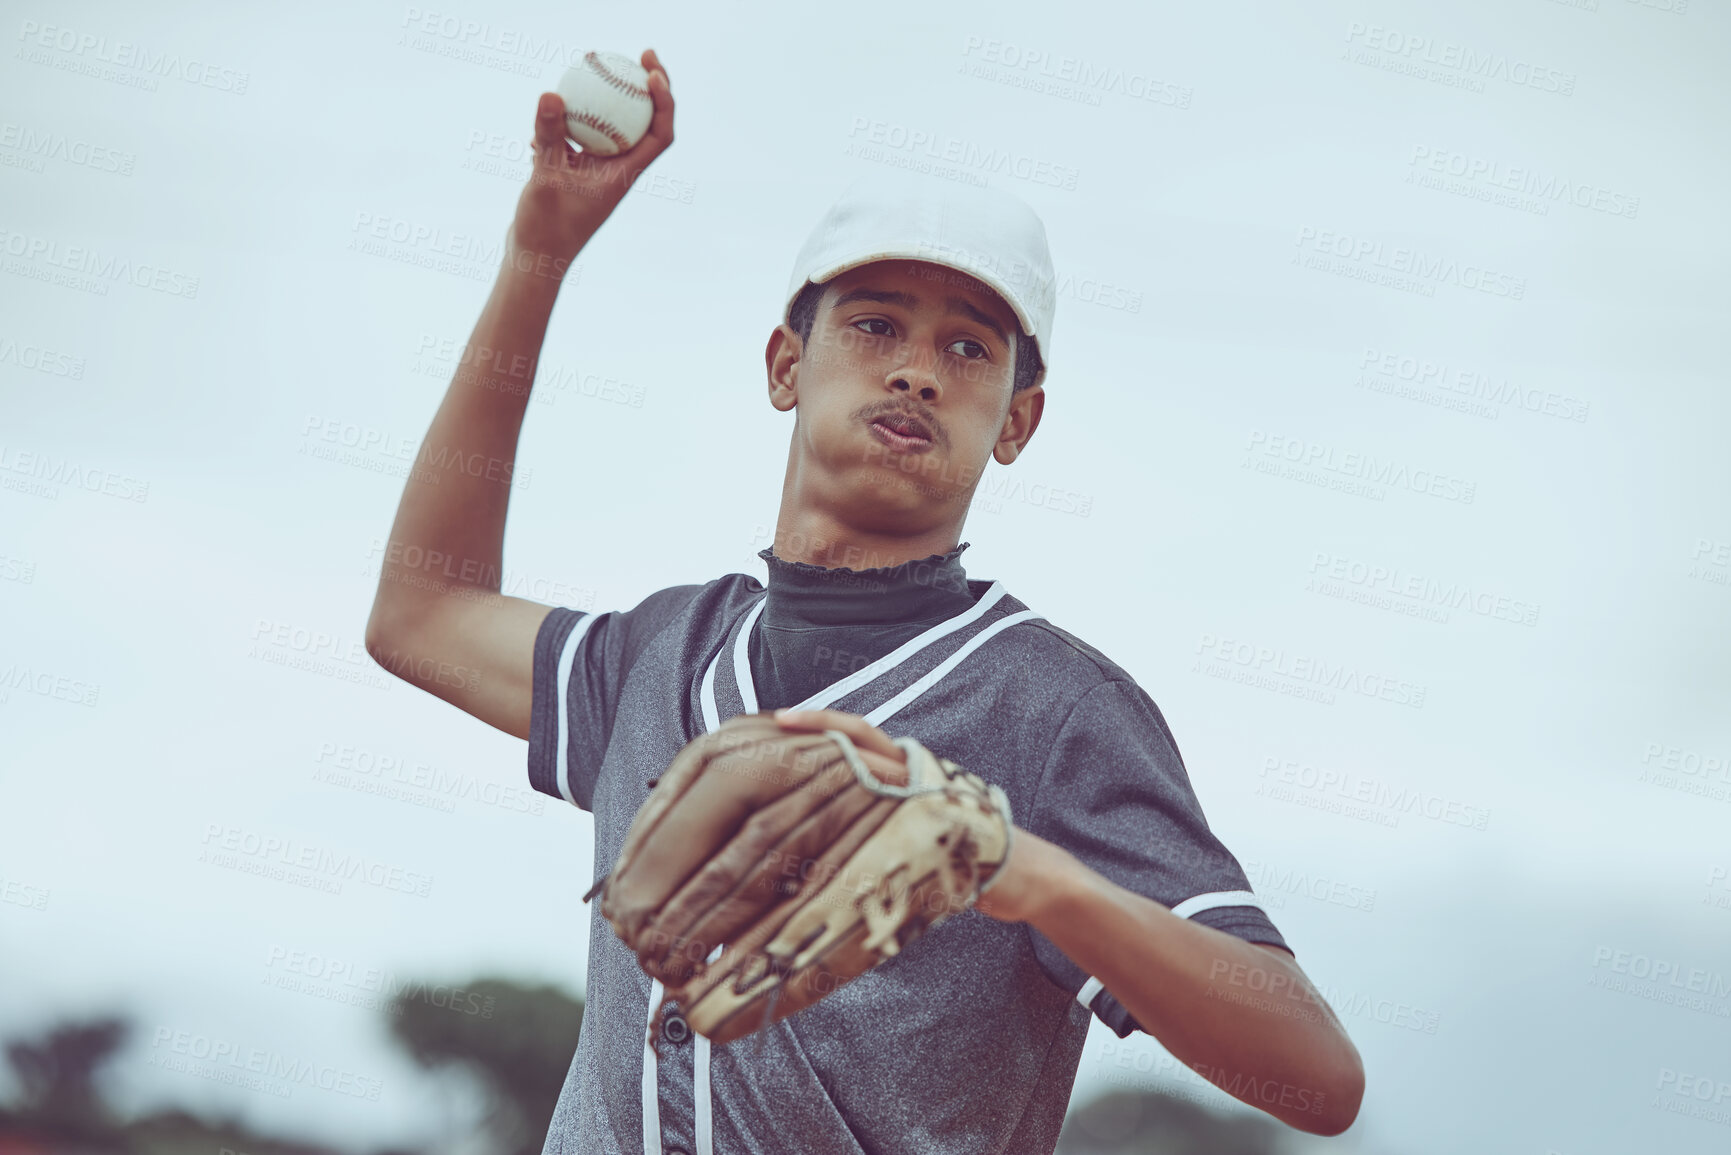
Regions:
[[503, 239, 581, 287], [978, 829, 1078, 924], [503, 219, 592, 284], [1018, 832, 1085, 924]]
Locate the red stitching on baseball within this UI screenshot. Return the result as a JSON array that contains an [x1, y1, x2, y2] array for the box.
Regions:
[[569, 110, 630, 152], [585, 50, 650, 100]]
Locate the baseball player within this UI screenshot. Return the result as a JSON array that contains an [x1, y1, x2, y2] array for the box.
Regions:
[[364, 49, 1364, 1154]]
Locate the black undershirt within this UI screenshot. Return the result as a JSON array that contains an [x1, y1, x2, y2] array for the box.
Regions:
[[749, 543, 978, 710]]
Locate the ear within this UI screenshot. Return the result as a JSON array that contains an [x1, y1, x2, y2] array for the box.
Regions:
[[765, 324, 800, 413], [993, 384, 1044, 465]]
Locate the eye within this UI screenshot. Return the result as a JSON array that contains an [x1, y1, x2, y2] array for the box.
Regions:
[[852, 318, 895, 339], [947, 338, 990, 360]]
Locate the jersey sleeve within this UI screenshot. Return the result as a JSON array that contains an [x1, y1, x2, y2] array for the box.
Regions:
[[526, 584, 703, 810], [1021, 677, 1291, 1038]]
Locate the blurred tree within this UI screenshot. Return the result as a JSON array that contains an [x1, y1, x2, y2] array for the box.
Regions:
[[124, 1108, 345, 1155], [385, 978, 582, 1155], [0, 1016, 128, 1143], [0, 1017, 359, 1155], [1057, 1087, 1285, 1155]]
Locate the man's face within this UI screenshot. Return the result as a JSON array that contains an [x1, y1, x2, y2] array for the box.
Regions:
[[769, 259, 1042, 535]]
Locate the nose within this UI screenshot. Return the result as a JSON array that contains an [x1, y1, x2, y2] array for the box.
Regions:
[[888, 347, 942, 403]]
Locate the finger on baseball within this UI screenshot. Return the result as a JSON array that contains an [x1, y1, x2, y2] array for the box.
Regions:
[[774, 708, 899, 761], [642, 48, 670, 95], [639, 48, 675, 150], [532, 92, 573, 165]]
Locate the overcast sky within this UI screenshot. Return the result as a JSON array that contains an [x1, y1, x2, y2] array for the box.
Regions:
[[3, 1, 1729, 1152]]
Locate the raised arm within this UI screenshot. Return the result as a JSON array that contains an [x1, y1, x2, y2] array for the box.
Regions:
[[364, 50, 675, 739]]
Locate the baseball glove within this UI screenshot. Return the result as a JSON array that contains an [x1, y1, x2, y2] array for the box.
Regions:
[[584, 710, 1012, 1047]]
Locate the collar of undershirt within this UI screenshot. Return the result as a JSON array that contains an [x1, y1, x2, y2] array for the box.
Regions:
[[756, 543, 976, 628]]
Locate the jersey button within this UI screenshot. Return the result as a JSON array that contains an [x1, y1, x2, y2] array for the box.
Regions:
[[661, 1012, 691, 1045]]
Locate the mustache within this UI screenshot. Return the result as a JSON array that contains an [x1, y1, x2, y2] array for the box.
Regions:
[[855, 400, 948, 448]]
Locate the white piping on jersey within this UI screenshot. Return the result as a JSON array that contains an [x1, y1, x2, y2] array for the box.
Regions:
[[657, 620, 737, 1155], [552, 611, 667, 1149], [700, 581, 1013, 726], [641, 948, 724, 1153], [641, 977, 663, 1155], [694, 1029, 714, 1155], [699, 632, 722, 732], [554, 612, 602, 807], [792, 581, 1011, 712], [671, 579, 1030, 1155], [1171, 889, 1267, 919], [1074, 891, 1272, 1017], [732, 597, 768, 715], [694, 942, 724, 1155], [865, 609, 1042, 728]]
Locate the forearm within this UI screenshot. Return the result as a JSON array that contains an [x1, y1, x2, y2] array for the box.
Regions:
[[1018, 835, 1363, 1134], [369, 229, 592, 630]]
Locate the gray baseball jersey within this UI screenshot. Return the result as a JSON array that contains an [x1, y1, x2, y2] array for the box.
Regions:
[[528, 561, 1288, 1155]]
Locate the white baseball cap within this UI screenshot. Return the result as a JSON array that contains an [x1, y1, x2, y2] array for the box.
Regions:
[[784, 170, 1057, 388]]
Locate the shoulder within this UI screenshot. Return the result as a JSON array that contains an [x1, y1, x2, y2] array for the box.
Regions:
[[545, 572, 764, 666], [606, 571, 764, 626], [983, 607, 1183, 754], [627, 573, 761, 622], [1021, 618, 1135, 681], [986, 608, 1141, 695]]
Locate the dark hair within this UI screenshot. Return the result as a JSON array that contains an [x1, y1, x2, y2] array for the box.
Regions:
[[787, 279, 1044, 393]]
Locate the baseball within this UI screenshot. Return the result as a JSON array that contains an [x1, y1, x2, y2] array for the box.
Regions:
[[555, 50, 654, 157]]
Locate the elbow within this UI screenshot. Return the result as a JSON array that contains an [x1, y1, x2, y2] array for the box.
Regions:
[[363, 599, 391, 663], [364, 595, 411, 672]]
